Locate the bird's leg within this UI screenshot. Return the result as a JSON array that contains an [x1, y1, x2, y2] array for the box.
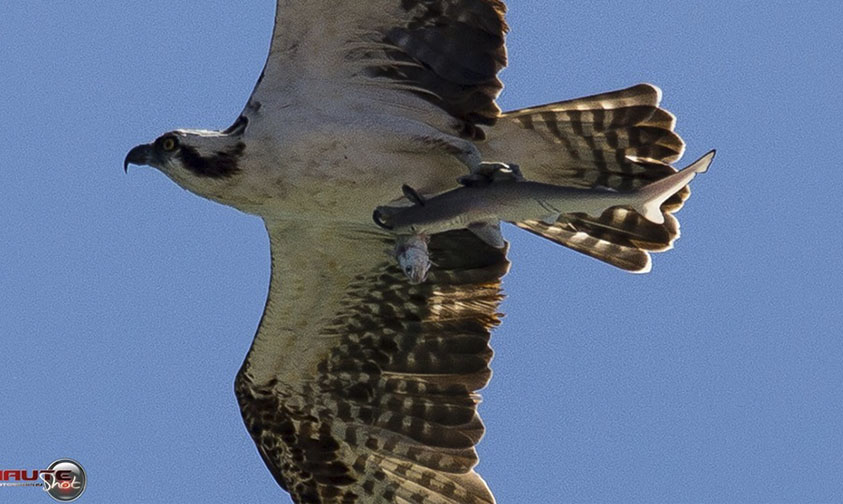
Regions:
[[428, 133, 523, 184], [458, 162, 523, 187], [474, 161, 523, 179], [393, 233, 431, 284]]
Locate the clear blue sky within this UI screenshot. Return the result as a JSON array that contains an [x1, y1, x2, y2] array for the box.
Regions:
[[2, 2, 841, 503]]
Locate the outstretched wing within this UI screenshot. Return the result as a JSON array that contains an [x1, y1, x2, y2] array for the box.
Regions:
[[236, 221, 509, 504], [241, 0, 507, 133], [480, 84, 691, 272]]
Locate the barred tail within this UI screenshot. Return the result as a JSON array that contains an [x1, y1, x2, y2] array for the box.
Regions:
[[479, 84, 709, 272]]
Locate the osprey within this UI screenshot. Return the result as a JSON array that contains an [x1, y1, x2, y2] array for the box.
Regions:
[[125, 1, 708, 502]]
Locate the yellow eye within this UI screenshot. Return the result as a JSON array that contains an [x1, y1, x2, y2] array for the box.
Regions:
[[160, 136, 178, 152]]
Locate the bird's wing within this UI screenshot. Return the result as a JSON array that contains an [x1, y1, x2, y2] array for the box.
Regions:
[[236, 221, 509, 504], [241, 0, 507, 131]]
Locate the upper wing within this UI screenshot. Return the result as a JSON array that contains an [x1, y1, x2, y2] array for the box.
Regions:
[[242, 0, 507, 130], [236, 221, 509, 504]]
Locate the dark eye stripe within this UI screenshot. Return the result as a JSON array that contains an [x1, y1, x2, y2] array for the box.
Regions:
[[177, 142, 245, 178]]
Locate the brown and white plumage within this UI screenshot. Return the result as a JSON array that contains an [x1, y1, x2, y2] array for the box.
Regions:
[[125, 1, 709, 502], [236, 224, 507, 503]]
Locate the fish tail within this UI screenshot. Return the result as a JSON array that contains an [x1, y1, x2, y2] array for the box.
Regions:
[[634, 150, 715, 224]]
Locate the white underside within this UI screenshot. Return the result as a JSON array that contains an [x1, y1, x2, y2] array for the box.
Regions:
[[227, 88, 477, 224]]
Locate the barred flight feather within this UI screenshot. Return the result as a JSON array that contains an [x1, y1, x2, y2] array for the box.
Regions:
[[237, 227, 508, 503], [256, 0, 507, 130]]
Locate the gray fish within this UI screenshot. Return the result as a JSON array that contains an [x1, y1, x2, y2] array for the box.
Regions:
[[374, 150, 715, 249]]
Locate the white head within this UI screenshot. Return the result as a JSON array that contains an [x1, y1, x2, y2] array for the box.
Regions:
[[124, 117, 248, 203]]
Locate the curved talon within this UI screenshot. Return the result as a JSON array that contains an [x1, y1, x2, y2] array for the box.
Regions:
[[401, 185, 426, 206], [508, 163, 524, 180], [471, 161, 524, 183], [372, 208, 394, 230], [458, 173, 494, 188]]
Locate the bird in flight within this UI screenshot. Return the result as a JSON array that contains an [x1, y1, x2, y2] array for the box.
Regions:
[[125, 1, 710, 502]]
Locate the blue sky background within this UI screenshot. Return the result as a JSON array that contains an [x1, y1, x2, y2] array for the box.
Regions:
[[2, 2, 842, 503]]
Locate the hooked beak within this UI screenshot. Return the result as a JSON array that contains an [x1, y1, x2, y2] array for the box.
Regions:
[[124, 143, 153, 173]]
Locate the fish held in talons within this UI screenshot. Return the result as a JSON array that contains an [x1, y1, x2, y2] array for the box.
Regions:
[[374, 151, 715, 249]]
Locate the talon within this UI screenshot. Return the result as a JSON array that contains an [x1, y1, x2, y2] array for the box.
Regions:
[[458, 173, 494, 187], [372, 208, 393, 230], [472, 161, 524, 182], [401, 185, 426, 206], [508, 163, 524, 180]]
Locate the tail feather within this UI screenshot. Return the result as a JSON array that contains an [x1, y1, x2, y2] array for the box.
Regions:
[[507, 107, 684, 166], [482, 84, 686, 192], [503, 83, 663, 114], [480, 83, 710, 271], [516, 218, 655, 273], [516, 208, 682, 273]]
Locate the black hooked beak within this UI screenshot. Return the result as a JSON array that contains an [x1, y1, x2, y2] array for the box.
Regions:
[[124, 143, 153, 173]]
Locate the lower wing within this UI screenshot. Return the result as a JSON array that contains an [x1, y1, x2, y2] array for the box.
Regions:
[[236, 221, 509, 503]]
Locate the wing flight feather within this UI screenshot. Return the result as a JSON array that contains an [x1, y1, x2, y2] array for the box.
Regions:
[[236, 222, 509, 503], [243, 0, 507, 131]]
